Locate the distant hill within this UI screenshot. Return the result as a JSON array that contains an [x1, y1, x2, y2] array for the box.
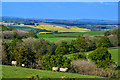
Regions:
[[2, 16, 118, 25]]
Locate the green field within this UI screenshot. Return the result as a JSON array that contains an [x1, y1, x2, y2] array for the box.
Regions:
[[37, 31, 105, 42], [65, 47, 119, 66], [108, 47, 119, 66], [2, 65, 103, 78]]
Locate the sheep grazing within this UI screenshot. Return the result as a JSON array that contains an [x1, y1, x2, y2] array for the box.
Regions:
[[87, 53, 89, 56], [60, 68, 68, 72], [11, 61, 17, 66], [88, 59, 90, 62], [22, 64, 25, 67], [52, 67, 59, 71]]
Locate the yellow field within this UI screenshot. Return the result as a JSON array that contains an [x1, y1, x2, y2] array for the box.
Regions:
[[39, 32, 53, 34], [12, 25, 91, 32]]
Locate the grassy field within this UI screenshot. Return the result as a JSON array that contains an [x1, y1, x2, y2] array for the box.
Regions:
[[37, 31, 105, 42], [42, 37, 76, 43], [65, 47, 119, 66], [108, 47, 119, 66], [2, 65, 103, 78]]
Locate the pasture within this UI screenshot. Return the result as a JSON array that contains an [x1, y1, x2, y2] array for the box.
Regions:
[[37, 31, 105, 42], [108, 47, 119, 66], [2, 65, 103, 78]]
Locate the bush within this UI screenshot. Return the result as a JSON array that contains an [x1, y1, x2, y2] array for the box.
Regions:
[[73, 37, 88, 52], [88, 47, 115, 68], [71, 59, 115, 77], [55, 41, 69, 55], [55, 39, 68, 45], [96, 36, 112, 48], [25, 31, 38, 38], [109, 34, 118, 47], [111, 29, 120, 46], [73, 53, 86, 60], [2, 25, 16, 31], [41, 54, 71, 70], [2, 31, 27, 39], [104, 31, 111, 36], [71, 59, 98, 75]]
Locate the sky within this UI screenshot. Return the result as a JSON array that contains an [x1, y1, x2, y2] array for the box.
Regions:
[[2, 2, 118, 20], [2, 0, 119, 2]]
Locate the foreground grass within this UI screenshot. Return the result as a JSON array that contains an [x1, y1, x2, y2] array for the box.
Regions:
[[2, 65, 103, 78]]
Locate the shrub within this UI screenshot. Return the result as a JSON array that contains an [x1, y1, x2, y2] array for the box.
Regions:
[[2, 25, 16, 31], [111, 29, 120, 46], [71, 59, 98, 75], [96, 36, 112, 48], [55, 39, 68, 45], [73, 37, 88, 52], [41, 54, 71, 70], [73, 53, 86, 60], [88, 47, 115, 68], [55, 41, 69, 55], [25, 31, 38, 38], [2, 44, 8, 65], [109, 34, 118, 47], [68, 44, 78, 54], [22, 38, 56, 55], [104, 31, 111, 36], [71, 59, 115, 77], [2, 31, 27, 39]]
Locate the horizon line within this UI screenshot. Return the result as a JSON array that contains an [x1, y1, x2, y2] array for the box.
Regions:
[[2, 16, 118, 21]]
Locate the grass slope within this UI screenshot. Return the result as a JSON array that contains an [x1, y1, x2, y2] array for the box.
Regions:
[[108, 47, 119, 66], [2, 65, 103, 78]]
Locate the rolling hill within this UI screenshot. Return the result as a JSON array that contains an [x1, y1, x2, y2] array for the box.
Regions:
[[2, 65, 103, 78]]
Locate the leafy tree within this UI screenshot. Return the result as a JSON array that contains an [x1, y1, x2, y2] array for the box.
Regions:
[[13, 32, 19, 39], [111, 29, 120, 37], [2, 44, 8, 65], [88, 40, 97, 51], [69, 44, 78, 54], [88, 47, 114, 68], [109, 35, 118, 47], [26, 31, 38, 38], [73, 53, 86, 60], [40, 54, 51, 70], [96, 36, 112, 48], [55, 41, 69, 55], [22, 38, 57, 68], [15, 46, 36, 68], [41, 54, 71, 70], [22, 38, 56, 55], [73, 37, 88, 52], [6, 38, 23, 63], [111, 29, 120, 46], [104, 31, 111, 36], [2, 25, 8, 31], [2, 25, 16, 31]]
